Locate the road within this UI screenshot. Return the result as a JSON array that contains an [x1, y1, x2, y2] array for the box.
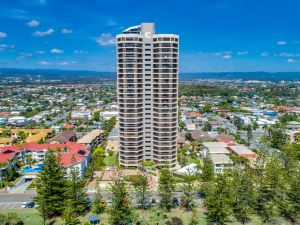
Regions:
[[0, 193, 37, 209], [0, 191, 202, 209]]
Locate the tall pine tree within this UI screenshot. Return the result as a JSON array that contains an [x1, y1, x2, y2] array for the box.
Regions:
[[65, 155, 89, 216], [108, 171, 133, 225], [35, 151, 67, 218], [158, 167, 175, 211]]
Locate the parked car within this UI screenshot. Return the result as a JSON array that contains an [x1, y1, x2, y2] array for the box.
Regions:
[[21, 201, 35, 208], [173, 197, 179, 206]]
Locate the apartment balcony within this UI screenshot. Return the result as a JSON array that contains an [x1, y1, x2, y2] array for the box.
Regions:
[[153, 74, 177, 79], [119, 132, 143, 138], [119, 99, 143, 103], [153, 84, 177, 88], [153, 112, 177, 118], [118, 89, 143, 94], [119, 109, 143, 113], [118, 74, 143, 79], [120, 146, 143, 151], [153, 104, 177, 108], [120, 137, 143, 142], [153, 151, 177, 156], [153, 99, 176, 104], [119, 113, 143, 118], [153, 108, 177, 113], [119, 118, 143, 123], [118, 94, 143, 99], [153, 69, 178, 73], [153, 127, 177, 132], [153, 94, 177, 99], [118, 84, 143, 89], [153, 54, 178, 58], [153, 141, 176, 146], [153, 118, 177, 123], [118, 79, 143, 84], [153, 122, 177, 127], [118, 53, 143, 58], [153, 132, 177, 137], [118, 69, 143, 74], [117, 43, 143, 47], [118, 59, 143, 63], [119, 127, 143, 132], [120, 141, 143, 147]]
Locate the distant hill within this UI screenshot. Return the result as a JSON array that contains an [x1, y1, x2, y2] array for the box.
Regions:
[[0, 68, 299, 81], [181, 72, 300, 81]]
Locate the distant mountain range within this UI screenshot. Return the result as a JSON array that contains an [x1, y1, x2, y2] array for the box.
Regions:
[[0, 68, 299, 81]]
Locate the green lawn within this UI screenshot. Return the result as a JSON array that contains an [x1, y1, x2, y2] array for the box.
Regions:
[[104, 154, 118, 167], [0, 207, 292, 225]]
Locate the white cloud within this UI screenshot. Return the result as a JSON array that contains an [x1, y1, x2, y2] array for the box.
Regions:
[[26, 20, 40, 27], [260, 52, 269, 57], [96, 33, 115, 46], [35, 50, 45, 54], [222, 54, 232, 59], [60, 62, 69, 65], [0, 32, 7, 38], [0, 44, 15, 49], [237, 51, 249, 55], [39, 61, 51, 65], [61, 28, 73, 34], [74, 50, 88, 54], [287, 58, 295, 63], [33, 28, 54, 37], [277, 41, 287, 45], [275, 52, 300, 57], [50, 48, 63, 54]]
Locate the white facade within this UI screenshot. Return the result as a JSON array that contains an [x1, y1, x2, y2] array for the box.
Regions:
[[117, 23, 178, 167]]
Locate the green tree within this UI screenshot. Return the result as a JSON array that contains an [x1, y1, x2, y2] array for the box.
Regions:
[[204, 172, 233, 225], [284, 167, 300, 224], [63, 204, 81, 225], [92, 146, 106, 170], [245, 124, 253, 146], [65, 156, 89, 215], [92, 177, 106, 214], [132, 173, 150, 210], [35, 151, 67, 218], [0, 213, 24, 225], [180, 169, 196, 211], [158, 167, 175, 211], [257, 155, 287, 223], [201, 156, 214, 182], [231, 166, 257, 224], [108, 171, 133, 225]]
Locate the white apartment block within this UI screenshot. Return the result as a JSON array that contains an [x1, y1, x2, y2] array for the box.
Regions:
[[117, 23, 179, 167]]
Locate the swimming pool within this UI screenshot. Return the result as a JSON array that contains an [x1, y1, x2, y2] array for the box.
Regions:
[[22, 164, 44, 173]]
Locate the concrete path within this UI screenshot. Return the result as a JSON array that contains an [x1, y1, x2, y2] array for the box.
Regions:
[[9, 180, 33, 194]]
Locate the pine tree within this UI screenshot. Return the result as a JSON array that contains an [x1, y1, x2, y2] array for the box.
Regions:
[[158, 167, 175, 211], [65, 156, 89, 216], [35, 151, 67, 218], [63, 202, 81, 225], [108, 171, 133, 225], [132, 173, 150, 210], [283, 165, 300, 223], [92, 177, 106, 214], [257, 155, 287, 223], [201, 156, 214, 182], [181, 168, 196, 211], [204, 172, 233, 225], [231, 166, 257, 224]]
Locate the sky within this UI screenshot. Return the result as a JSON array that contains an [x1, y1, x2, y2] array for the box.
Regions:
[[0, 0, 300, 72]]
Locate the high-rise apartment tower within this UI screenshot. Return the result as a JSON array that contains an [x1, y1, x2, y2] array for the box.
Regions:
[[117, 23, 178, 167]]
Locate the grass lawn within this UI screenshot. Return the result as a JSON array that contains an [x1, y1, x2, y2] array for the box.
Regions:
[[104, 154, 118, 167], [0, 207, 292, 225]]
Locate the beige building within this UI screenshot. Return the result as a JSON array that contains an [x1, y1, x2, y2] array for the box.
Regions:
[[117, 23, 179, 167]]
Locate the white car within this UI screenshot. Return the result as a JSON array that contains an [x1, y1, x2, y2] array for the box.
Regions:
[[21, 202, 28, 208]]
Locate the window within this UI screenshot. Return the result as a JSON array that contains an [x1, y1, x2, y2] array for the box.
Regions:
[[145, 59, 151, 61], [145, 69, 151, 71], [145, 49, 151, 51], [145, 54, 151, 56], [145, 43, 151, 46], [145, 79, 151, 81]]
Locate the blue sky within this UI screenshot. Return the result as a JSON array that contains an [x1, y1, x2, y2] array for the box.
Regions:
[[0, 0, 300, 72]]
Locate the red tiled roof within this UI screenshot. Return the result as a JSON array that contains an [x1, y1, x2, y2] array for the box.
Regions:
[[0, 146, 20, 164], [58, 153, 86, 167], [63, 124, 74, 129], [216, 135, 235, 143], [189, 112, 206, 118]]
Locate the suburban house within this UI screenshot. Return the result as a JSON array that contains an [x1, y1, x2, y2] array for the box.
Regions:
[[210, 154, 233, 173], [228, 145, 257, 159], [49, 130, 77, 144]]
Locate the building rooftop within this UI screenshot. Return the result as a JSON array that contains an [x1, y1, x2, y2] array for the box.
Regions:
[[77, 129, 104, 144], [203, 142, 227, 148], [211, 154, 233, 164]]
